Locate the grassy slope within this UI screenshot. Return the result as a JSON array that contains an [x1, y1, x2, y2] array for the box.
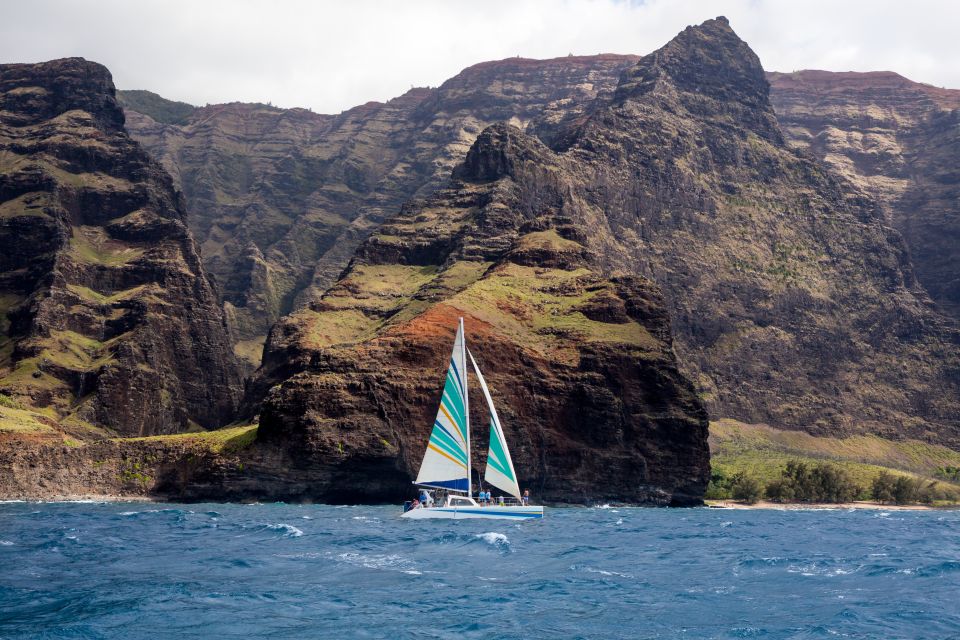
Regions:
[[710, 418, 960, 492], [118, 423, 259, 454]]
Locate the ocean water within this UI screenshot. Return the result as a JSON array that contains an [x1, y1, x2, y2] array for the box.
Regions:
[[0, 503, 958, 639]]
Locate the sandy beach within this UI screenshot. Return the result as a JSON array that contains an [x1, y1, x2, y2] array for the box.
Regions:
[[706, 499, 957, 511]]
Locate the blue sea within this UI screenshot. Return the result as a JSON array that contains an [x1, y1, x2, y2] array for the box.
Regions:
[[1, 503, 958, 639]]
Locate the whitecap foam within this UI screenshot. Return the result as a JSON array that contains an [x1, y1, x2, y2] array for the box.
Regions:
[[267, 523, 303, 537], [573, 564, 633, 579], [0, 540, 13, 546], [475, 532, 509, 546], [337, 552, 416, 573]]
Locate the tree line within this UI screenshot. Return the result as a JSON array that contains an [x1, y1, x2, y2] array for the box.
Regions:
[[707, 461, 959, 505]]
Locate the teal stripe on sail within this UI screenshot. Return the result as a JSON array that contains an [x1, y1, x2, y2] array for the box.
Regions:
[[442, 375, 466, 429], [429, 429, 468, 465], [486, 419, 515, 480]]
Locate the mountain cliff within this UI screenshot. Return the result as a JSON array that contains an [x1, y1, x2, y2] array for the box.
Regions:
[[120, 55, 639, 366], [250, 122, 710, 505], [244, 18, 960, 508], [0, 58, 242, 436], [769, 70, 960, 319], [548, 18, 960, 445]]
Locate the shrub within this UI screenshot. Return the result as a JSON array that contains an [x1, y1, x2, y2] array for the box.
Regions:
[[730, 473, 763, 504], [892, 476, 922, 505], [871, 471, 897, 504], [770, 460, 861, 503], [934, 466, 960, 483], [765, 478, 794, 502], [705, 470, 732, 500]]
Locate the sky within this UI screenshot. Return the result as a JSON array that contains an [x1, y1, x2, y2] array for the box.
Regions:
[[2, 0, 958, 114]]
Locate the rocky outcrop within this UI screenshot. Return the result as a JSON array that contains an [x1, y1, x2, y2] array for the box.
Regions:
[[558, 19, 960, 445], [120, 55, 639, 367], [769, 70, 960, 319], [238, 17, 960, 507], [0, 58, 243, 436], [249, 121, 710, 505]]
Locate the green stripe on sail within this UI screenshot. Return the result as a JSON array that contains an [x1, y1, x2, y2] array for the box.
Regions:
[[429, 428, 468, 465], [486, 419, 515, 481], [442, 375, 466, 428]]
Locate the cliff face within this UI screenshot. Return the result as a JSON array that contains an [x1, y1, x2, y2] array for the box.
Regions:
[[120, 55, 639, 367], [557, 20, 960, 445], [252, 123, 710, 505], [769, 70, 960, 319], [0, 58, 242, 436]]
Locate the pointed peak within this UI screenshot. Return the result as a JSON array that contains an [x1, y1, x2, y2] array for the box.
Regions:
[[613, 17, 781, 142]]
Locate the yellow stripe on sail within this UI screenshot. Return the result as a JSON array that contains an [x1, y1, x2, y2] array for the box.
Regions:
[[428, 443, 468, 469], [438, 403, 465, 444]]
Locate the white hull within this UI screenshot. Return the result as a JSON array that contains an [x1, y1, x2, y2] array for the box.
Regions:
[[401, 505, 543, 520]]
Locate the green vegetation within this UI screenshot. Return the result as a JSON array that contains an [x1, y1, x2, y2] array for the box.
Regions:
[[764, 461, 860, 503], [69, 226, 145, 266], [454, 263, 659, 356], [730, 473, 763, 504], [0, 403, 55, 434], [709, 419, 960, 505], [870, 472, 953, 505], [120, 423, 258, 454], [117, 90, 196, 125], [0, 393, 20, 409]]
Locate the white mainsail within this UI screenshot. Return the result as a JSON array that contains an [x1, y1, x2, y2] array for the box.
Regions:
[[468, 350, 522, 500], [414, 318, 471, 493]]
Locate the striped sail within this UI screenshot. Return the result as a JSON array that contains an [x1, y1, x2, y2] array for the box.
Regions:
[[468, 350, 522, 500], [414, 320, 470, 492]]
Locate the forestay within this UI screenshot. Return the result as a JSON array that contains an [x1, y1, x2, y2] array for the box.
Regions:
[[414, 320, 470, 492], [468, 350, 522, 500]]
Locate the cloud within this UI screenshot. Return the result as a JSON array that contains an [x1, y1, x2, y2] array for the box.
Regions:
[[1, 0, 957, 113]]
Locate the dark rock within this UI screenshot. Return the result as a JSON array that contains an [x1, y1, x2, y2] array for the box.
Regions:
[[0, 58, 243, 436]]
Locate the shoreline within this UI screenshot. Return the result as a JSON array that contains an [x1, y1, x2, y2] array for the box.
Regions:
[[3, 496, 958, 510], [705, 499, 958, 511]]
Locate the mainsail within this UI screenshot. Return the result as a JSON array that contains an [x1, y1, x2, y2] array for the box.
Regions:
[[414, 318, 470, 492], [468, 350, 522, 500]]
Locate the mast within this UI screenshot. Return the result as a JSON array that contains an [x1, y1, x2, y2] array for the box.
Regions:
[[461, 316, 471, 498]]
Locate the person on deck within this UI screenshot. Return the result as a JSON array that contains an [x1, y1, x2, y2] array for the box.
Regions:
[[522, 489, 530, 506]]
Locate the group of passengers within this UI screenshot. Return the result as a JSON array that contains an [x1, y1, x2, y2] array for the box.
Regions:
[[408, 488, 531, 509], [476, 490, 504, 506]]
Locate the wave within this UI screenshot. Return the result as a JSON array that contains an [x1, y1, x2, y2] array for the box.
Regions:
[[265, 523, 303, 538], [475, 532, 509, 546], [0, 539, 13, 546]]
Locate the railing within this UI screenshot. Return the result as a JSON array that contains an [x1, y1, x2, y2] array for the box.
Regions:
[[473, 496, 528, 507]]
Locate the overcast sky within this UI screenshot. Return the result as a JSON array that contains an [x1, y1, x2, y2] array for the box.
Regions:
[[2, 0, 958, 113]]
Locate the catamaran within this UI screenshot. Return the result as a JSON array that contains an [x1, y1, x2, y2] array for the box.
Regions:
[[401, 318, 544, 520]]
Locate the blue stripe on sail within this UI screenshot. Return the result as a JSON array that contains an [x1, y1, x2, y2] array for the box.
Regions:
[[432, 420, 460, 448], [419, 478, 469, 491], [449, 357, 465, 396]]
